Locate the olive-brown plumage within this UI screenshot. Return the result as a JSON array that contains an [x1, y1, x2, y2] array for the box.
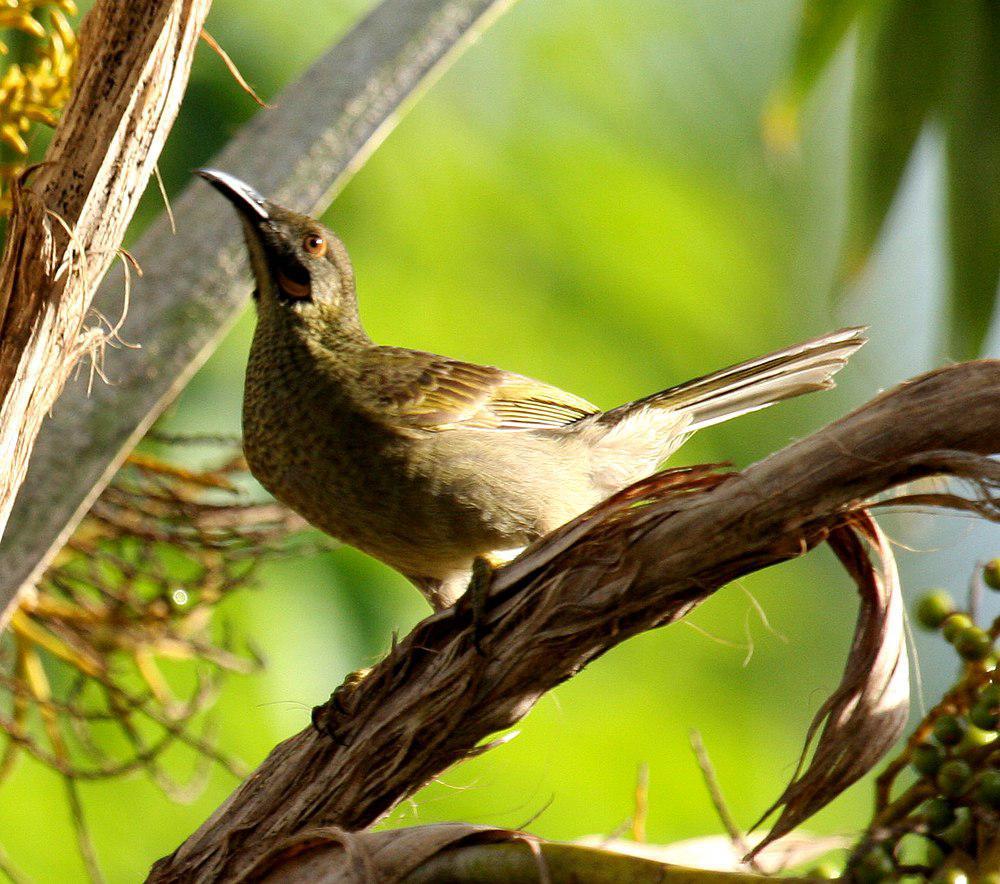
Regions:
[[199, 169, 867, 610]]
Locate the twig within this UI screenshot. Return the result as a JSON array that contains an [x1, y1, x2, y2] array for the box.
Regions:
[[632, 762, 649, 844], [689, 731, 755, 865], [151, 165, 175, 235], [64, 775, 103, 884], [199, 29, 268, 108], [0, 843, 29, 884]]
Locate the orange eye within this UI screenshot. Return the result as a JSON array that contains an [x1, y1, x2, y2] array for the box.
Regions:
[[302, 232, 327, 257]]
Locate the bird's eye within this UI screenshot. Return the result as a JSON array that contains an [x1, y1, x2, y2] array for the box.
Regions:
[[302, 232, 327, 257]]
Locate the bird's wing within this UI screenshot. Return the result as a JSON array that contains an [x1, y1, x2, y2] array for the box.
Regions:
[[367, 347, 599, 432]]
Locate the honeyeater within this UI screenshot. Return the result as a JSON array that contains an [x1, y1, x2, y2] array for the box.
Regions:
[[199, 169, 866, 611]]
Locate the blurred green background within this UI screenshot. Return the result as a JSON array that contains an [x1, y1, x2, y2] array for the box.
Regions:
[[2, 0, 998, 880]]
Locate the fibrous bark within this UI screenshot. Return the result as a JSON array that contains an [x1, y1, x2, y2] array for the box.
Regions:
[[239, 823, 812, 883], [149, 360, 1000, 883]]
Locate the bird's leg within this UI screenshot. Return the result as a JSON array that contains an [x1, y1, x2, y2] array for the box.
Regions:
[[466, 554, 501, 655], [313, 554, 511, 741]]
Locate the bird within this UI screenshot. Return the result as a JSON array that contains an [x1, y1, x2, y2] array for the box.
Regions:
[[198, 168, 866, 612]]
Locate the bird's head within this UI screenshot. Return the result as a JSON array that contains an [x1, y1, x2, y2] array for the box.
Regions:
[[198, 169, 365, 345]]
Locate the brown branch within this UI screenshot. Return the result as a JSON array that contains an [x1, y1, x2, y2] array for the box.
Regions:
[[149, 361, 1000, 883], [0, 0, 212, 541], [237, 823, 794, 883]]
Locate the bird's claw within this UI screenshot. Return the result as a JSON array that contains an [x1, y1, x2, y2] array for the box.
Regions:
[[311, 667, 371, 744]]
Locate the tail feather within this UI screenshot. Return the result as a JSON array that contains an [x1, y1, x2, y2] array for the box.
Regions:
[[602, 326, 867, 432]]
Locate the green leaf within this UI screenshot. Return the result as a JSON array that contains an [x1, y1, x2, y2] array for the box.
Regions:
[[789, 0, 869, 102], [764, 0, 870, 153], [942, 0, 1000, 359], [842, 0, 950, 279]]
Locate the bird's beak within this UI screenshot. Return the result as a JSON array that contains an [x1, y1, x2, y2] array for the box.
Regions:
[[196, 168, 270, 222]]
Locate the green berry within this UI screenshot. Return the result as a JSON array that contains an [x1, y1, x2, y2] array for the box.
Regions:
[[933, 870, 969, 884], [970, 699, 999, 731], [975, 769, 1000, 809], [980, 683, 1000, 706], [940, 807, 973, 848], [933, 714, 967, 746], [912, 742, 944, 776], [924, 839, 944, 869], [916, 590, 955, 629], [956, 627, 993, 662], [923, 796, 956, 831], [808, 861, 840, 879], [943, 613, 973, 643], [855, 846, 895, 883], [959, 723, 997, 750], [937, 759, 972, 796], [984, 558, 1000, 590]]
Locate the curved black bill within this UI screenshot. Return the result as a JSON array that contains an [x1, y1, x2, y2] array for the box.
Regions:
[[196, 168, 270, 221]]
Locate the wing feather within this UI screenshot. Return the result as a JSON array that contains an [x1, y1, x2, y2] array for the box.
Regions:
[[366, 347, 598, 432]]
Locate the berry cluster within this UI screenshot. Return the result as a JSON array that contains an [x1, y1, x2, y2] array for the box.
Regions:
[[847, 560, 1000, 882]]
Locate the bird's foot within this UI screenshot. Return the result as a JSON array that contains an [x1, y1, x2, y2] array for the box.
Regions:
[[311, 666, 371, 744]]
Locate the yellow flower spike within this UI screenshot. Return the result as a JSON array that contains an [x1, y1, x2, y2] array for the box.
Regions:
[[134, 646, 180, 713], [24, 593, 105, 624], [3, 65, 25, 88], [127, 452, 239, 492], [19, 641, 52, 704], [0, 1, 79, 212], [50, 8, 73, 45], [0, 123, 27, 154], [9, 609, 103, 678], [2, 440, 281, 840], [20, 642, 69, 758], [0, 685, 28, 783], [24, 107, 56, 125], [12, 12, 45, 39], [176, 604, 213, 637]]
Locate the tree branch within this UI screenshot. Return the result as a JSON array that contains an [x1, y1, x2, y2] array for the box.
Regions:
[[0, 0, 515, 624], [149, 360, 1000, 882], [0, 0, 212, 542], [232, 823, 803, 883]]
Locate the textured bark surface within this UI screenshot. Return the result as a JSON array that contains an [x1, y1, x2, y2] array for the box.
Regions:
[[0, 0, 212, 543], [0, 0, 515, 626], [234, 823, 803, 883], [148, 360, 1000, 883]]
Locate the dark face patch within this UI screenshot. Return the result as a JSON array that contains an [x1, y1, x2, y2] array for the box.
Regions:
[[273, 254, 312, 301], [249, 216, 324, 304]]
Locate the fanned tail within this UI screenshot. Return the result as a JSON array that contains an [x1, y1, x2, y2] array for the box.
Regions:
[[602, 327, 867, 432]]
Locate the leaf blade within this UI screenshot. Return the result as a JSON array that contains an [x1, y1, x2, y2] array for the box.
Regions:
[[842, 0, 950, 279], [942, 0, 1000, 359], [764, 0, 869, 153]]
